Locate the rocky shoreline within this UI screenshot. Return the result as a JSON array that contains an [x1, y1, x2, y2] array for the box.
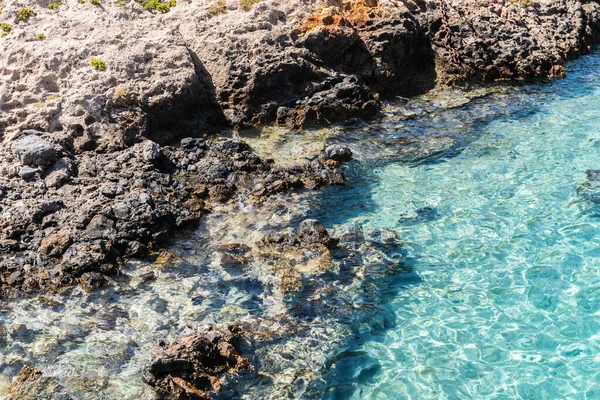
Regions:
[[3, 0, 600, 292], [2, 0, 600, 398], [2, 0, 600, 139], [0, 131, 349, 296], [1, 0, 599, 292]]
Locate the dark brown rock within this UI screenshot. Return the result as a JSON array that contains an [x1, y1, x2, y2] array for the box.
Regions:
[[143, 325, 251, 400], [79, 272, 108, 292], [38, 233, 72, 259], [325, 144, 353, 162], [297, 219, 337, 248], [218, 243, 252, 266]]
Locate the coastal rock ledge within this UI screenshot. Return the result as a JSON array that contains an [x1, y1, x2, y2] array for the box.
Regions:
[[1, 0, 599, 142]]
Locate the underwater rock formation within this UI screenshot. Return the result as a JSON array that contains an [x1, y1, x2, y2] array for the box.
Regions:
[[4, 366, 72, 400], [143, 324, 251, 400]]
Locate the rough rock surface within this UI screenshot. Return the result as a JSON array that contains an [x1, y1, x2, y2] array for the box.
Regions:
[[411, 0, 600, 83], [0, 132, 348, 296], [143, 324, 251, 400], [2, 0, 600, 143], [196, 220, 407, 397], [141, 219, 407, 398], [1, 1, 599, 297], [4, 366, 72, 400]]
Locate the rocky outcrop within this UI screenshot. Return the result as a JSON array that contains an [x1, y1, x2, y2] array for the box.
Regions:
[[1, 0, 599, 295], [2, 0, 599, 145], [143, 324, 251, 400], [141, 219, 407, 398], [0, 131, 349, 295], [410, 0, 600, 84]]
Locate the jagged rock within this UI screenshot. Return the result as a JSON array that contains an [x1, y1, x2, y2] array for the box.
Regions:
[[1, 0, 599, 300], [297, 219, 337, 247], [85, 215, 117, 240], [218, 243, 252, 266], [3, 0, 596, 142], [79, 271, 107, 292], [11, 135, 57, 167], [38, 233, 72, 259], [143, 324, 251, 400], [18, 166, 40, 180], [43, 158, 75, 189], [58, 240, 118, 280], [286, 76, 381, 129], [0, 132, 346, 295], [325, 144, 353, 162], [140, 140, 161, 162]]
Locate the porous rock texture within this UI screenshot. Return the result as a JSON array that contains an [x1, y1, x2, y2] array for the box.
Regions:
[[142, 219, 406, 399], [4, 365, 72, 400], [0, 130, 348, 295], [1, 0, 599, 379], [2, 0, 600, 142], [143, 324, 251, 400], [2, 1, 600, 398]]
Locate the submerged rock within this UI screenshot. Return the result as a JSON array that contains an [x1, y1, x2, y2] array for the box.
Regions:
[[143, 324, 251, 400], [218, 243, 252, 267], [5, 366, 72, 400], [325, 144, 353, 162], [578, 169, 600, 203], [297, 219, 338, 248]]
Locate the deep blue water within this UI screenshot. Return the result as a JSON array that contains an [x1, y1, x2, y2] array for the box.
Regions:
[[309, 53, 600, 399]]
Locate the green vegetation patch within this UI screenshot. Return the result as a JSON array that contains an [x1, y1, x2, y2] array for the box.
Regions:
[[508, 0, 533, 6], [136, 0, 174, 13], [1, 22, 11, 32], [208, 0, 226, 15], [16, 7, 34, 21], [47, 2, 62, 10], [91, 57, 106, 71], [37, 33, 46, 40], [239, 0, 261, 11], [90, 0, 101, 5]]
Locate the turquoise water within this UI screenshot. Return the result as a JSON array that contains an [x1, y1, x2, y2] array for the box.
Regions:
[[310, 54, 600, 399], [3, 54, 600, 400]]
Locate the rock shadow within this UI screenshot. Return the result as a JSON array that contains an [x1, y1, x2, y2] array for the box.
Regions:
[[143, 48, 228, 145]]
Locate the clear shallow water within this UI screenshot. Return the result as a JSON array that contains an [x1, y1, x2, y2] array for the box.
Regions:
[[310, 54, 600, 399], [3, 54, 600, 400]]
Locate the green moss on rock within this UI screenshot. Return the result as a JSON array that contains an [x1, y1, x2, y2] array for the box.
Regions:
[[239, 0, 261, 11], [91, 57, 106, 71], [16, 7, 34, 21]]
